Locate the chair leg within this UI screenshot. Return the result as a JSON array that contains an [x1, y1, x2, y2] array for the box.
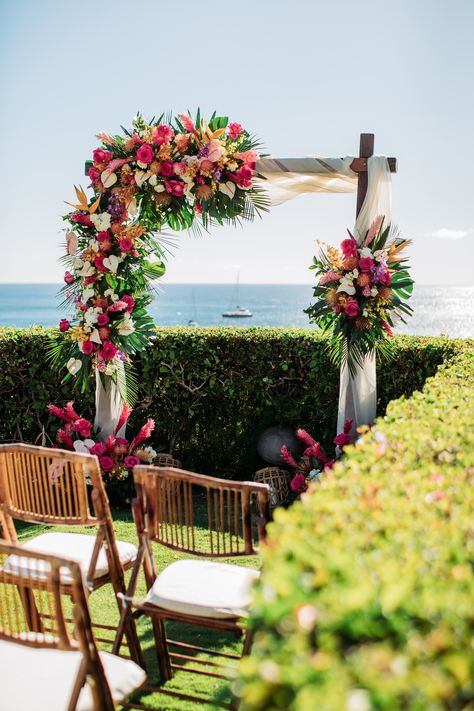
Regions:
[[152, 617, 172, 683], [241, 628, 254, 658]]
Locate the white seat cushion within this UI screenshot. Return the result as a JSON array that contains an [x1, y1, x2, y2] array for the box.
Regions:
[[0, 640, 145, 711], [145, 559, 260, 619], [3, 531, 137, 583]]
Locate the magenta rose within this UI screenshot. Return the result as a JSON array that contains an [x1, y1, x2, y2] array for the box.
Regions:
[[340, 238, 358, 259], [118, 237, 133, 252], [94, 256, 108, 272], [89, 442, 107, 456], [124, 455, 141, 469], [96, 313, 110, 326], [378, 269, 392, 286], [115, 437, 129, 447], [153, 124, 174, 145], [88, 166, 101, 182], [81, 340, 94, 355], [64, 271, 74, 285], [165, 180, 185, 197], [344, 299, 360, 317], [228, 122, 244, 139], [290, 473, 307, 494], [72, 418, 92, 438], [101, 341, 117, 360], [99, 456, 115, 472], [97, 231, 110, 243], [136, 144, 154, 165], [59, 319, 70, 332], [160, 160, 175, 177], [359, 257, 374, 272], [93, 148, 111, 163], [121, 295, 135, 313], [234, 165, 253, 188]]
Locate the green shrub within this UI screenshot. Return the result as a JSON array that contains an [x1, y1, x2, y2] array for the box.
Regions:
[[0, 327, 460, 483], [236, 341, 474, 711]]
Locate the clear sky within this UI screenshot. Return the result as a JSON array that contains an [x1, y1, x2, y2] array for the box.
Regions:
[[1, 0, 473, 285]]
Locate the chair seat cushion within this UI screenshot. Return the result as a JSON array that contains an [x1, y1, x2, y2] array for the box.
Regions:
[[145, 559, 260, 619], [0, 640, 145, 711], [3, 531, 137, 582]]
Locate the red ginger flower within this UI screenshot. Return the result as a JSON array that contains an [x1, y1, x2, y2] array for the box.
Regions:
[[177, 113, 200, 138], [114, 403, 132, 436], [130, 419, 155, 450], [56, 429, 74, 449], [334, 432, 352, 447], [280, 445, 298, 468], [304, 443, 328, 464], [48, 401, 80, 423], [296, 428, 316, 447]]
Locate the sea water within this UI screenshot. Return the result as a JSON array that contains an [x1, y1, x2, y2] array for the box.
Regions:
[[0, 283, 473, 338]]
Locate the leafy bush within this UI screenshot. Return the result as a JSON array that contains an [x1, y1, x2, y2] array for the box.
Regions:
[[236, 341, 474, 711], [0, 326, 460, 483]]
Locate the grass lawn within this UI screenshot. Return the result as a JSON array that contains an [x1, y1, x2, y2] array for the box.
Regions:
[[17, 502, 261, 710]]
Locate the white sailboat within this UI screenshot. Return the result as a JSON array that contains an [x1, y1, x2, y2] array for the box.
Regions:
[[222, 272, 252, 318]]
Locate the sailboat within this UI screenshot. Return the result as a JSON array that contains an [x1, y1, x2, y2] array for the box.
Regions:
[[222, 272, 252, 318], [187, 288, 199, 326]]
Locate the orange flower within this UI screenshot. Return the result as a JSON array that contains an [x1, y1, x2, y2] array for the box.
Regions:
[[195, 184, 213, 201], [342, 256, 358, 271], [154, 193, 172, 207], [357, 272, 372, 287]]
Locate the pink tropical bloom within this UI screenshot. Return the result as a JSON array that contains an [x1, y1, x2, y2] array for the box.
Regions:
[[344, 299, 360, 317], [290, 473, 307, 494], [94, 256, 108, 272], [228, 122, 244, 139], [296, 428, 316, 447], [70, 212, 94, 228], [231, 165, 253, 188], [114, 403, 132, 435], [88, 166, 101, 182], [307, 443, 329, 463], [115, 437, 130, 447], [343, 419, 353, 434], [340, 238, 358, 259], [89, 442, 107, 456], [57, 429, 74, 448], [324, 460, 335, 470], [378, 269, 392, 286], [280, 445, 298, 468], [358, 257, 374, 272], [118, 237, 133, 252], [153, 124, 174, 145], [48, 403, 77, 423], [81, 340, 94, 355], [64, 271, 74, 285], [99, 456, 114, 472], [165, 179, 185, 197], [362, 285, 372, 297], [136, 144, 154, 165], [72, 418, 93, 438], [363, 215, 384, 247], [130, 419, 155, 450], [177, 113, 199, 138], [160, 160, 175, 177], [121, 295, 135, 313], [381, 319, 393, 336], [84, 276, 97, 286], [59, 319, 70, 332], [101, 341, 117, 360], [98, 326, 110, 341], [234, 149, 258, 164], [334, 432, 352, 448], [319, 271, 341, 285], [174, 133, 191, 152], [96, 313, 110, 326], [93, 148, 111, 164], [124, 455, 141, 469], [173, 161, 187, 175], [107, 301, 128, 312]]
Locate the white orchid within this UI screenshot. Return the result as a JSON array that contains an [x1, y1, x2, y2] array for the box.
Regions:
[[90, 212, 112, 231], [66, 358, 82, 375]]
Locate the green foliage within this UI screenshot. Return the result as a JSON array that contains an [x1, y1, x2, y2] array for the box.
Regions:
[[0, 327, 459, 484], [236, 340, 474, 711]]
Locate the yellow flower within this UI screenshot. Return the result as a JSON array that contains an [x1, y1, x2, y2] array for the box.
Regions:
[[158, 144, 172, 160], [70, 326, 88, 342]]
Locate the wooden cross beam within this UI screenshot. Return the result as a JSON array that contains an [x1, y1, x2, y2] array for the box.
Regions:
[[350, 133, 397, 217]]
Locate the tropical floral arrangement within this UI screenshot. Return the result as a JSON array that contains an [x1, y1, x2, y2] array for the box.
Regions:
[[47, 401, 156, 481], [281, 421, 354, 495], [48, 111, 268, 399], [305, 216, 413, 373]]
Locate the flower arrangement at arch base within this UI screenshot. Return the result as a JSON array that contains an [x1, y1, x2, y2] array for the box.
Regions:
[[305, 217, 414, 374], [48, 110, 268, 400]]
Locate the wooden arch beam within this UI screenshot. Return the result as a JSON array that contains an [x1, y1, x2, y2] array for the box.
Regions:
[[351, 133, 397, 218]]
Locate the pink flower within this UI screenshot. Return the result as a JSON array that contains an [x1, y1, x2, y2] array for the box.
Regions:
[[130, 419, 155, 450], [118, 237, 133, 252], [59, 319, 70, 332], [94, 296, 108, 310], [98, 326, 110, 341], [165, 180, 185, 197], [136, 144, 154, 165], [363, 215, 384, 247], [48, 402, 79, 423], [280, 445, 298, 468], [56, 429, 74, 449], [343, 419, 353, 434], [344, 299, 360, 317], [70, 212, 94, 228], [306, 443, 328, 463], [296, 429, 316, 447], [195, 202, 203, 215], [124, 455, 141, 469], [64, 271, 74, 285], [324, 460, 335, 470], [340, 238, 358, 259], [362, 285, 372, 297], [234, 149, 258, 165], [290, 473, 307, 494], [358, 257, 374, 272], [93, 148, 111, 164], [81, 340, 94, 355], [101, 341, 117, 360], [99, 456, 115, 472], [97, 313, 110, 326], [97, 231, 110, 243], [233, 165, 253, 188], [228, 122, 244, 139], [160, 160, 175, 177], [153, 124, 174, 145], [173, 162, 187, 175], [88, 166, 101, 182], [381, 319, 393, 336], [175, 133, 191, 152], [334, 432, 352, 448], [89, 442, 107, 456], [72, 418, 93, 438], [319, 271, 341, 285], [378, 270, 392, 286], [107, 300, 127, 312], [177, 113, 199, 138], [115, 437, 129, 446], [114, 403, 132, 435], [94, 256, 108, 272], [84, 276, 97, 285], [121, 295, 135, 313]]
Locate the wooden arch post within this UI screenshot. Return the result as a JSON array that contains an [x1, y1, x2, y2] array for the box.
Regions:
[[350, 133, 398, 218]]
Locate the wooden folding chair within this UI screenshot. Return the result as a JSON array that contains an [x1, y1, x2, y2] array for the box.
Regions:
[[113, 466, 270, 709], [0, 541, 146, 710], [0, 443, 143, 666]]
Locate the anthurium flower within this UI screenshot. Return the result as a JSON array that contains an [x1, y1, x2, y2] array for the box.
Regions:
[[102, 255, 121, 273], [66, 231, 78, 255], [100, 170, 117, 188], [219, 181, 236, 199]]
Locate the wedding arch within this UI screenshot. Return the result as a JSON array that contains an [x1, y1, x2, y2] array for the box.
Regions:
[[50, 112, 409, 443]]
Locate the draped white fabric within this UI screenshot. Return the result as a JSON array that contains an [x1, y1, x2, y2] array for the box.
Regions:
[[94, 368, 126, 440], [257, 154, 393, 432]]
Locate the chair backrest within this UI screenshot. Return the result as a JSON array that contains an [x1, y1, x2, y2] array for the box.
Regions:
[[0, 443, 102, 529], [0, 541, 115, 710], [133, 466, 270, 557]]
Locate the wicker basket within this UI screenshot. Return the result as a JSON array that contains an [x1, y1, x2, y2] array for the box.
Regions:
[[155, 453, 182, 469], [254, 467, 291, 507]]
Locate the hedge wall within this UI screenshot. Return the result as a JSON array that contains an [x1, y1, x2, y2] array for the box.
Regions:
[[235, 341, 474, 710], [0, 327, 461, 480]]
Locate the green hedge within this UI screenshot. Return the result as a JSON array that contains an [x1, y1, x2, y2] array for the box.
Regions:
[[236, 341, 474, 710], [0, 327, 461, 481]]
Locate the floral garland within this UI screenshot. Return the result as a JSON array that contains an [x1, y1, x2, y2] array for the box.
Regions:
[[49, 111, 267, 398], [305, 217, 414, 373]]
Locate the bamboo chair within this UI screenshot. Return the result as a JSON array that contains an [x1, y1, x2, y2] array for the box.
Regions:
[[0, 541, 146, 710], [113, 466, 270, 709], [0, 443, 143, 666]]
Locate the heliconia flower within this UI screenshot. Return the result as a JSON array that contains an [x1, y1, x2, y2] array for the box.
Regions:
[[280, 445, 298, 468], [363, 215, 384, 247], [178, 113, 200, 138], [290, 473, 307, 494], [343, 419, 353, 434], [319, 271, 342, 285], [114, 403, 133, 435], [130, 419, 155, 450], [228, 123, 244, 139], [296, 428, 316, 447]]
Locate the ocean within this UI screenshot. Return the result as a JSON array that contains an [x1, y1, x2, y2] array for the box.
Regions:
[[0, 284, 473, 338]]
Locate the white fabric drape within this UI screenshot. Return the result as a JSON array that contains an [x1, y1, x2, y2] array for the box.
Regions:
[[258, 154, 392, 432], [94, 368, 126, 440]]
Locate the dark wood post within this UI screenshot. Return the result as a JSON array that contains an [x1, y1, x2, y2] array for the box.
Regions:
[[355, 133, 374, 218]]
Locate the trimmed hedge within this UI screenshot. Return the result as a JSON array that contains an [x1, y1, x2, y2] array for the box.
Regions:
[[236, 341, 474, 710], [0, 327, 461, 480]]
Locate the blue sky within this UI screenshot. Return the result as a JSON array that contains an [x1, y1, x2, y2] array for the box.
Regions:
[[1, 0, 473, 284]]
